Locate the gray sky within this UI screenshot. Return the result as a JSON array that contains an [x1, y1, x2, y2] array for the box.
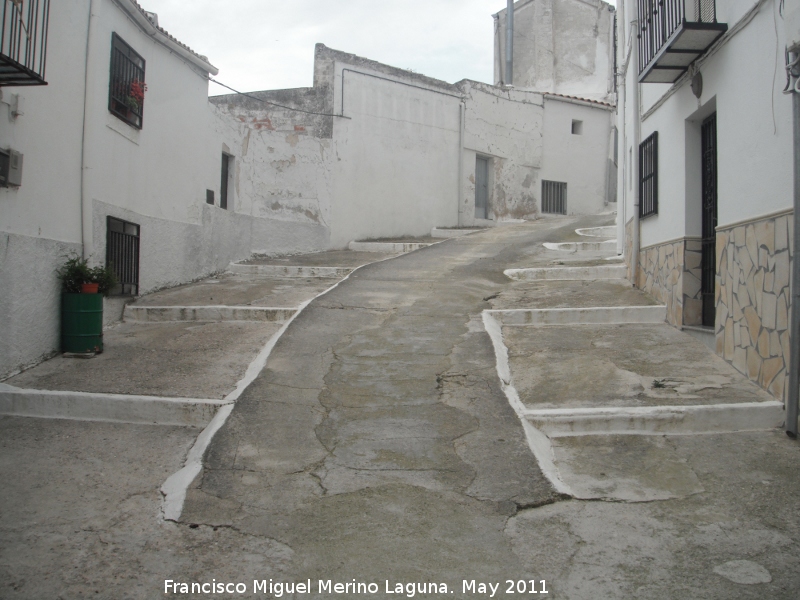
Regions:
[[142, 1, 615, 96]]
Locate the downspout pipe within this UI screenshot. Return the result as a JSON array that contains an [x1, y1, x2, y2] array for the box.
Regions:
[[506, 0, 514, 86], [80, 0, 95, 260], [631, 18, 641, 288], [787, 55, 800, 438]]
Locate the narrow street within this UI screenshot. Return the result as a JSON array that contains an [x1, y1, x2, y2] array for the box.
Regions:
[[2, 216, 799, 599]]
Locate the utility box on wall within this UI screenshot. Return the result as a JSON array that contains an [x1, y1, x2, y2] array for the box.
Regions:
[[0, 149, 23, 187]]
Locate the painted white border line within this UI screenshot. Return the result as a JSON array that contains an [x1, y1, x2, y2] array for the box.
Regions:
[[504, 265, 627, 281], [160, 250, 411, 522], [488, 305, 666, 326], [575, 226, 616, 238], [348, 241, 433, 253], [0, 387, 228, 427], [227, 264, 353, 278], [481, 310, 574, 496], [124, 305, 297, 323], [544, 240, 617, 252], [524, 402, 785, 437]]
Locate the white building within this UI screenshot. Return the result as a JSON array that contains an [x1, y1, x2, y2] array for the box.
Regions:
[[616, 0, 800, 433], [0, 1, 617, 380]]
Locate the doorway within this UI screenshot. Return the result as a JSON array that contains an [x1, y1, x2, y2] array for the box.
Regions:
[[475, 156, 489, 219], [701, 113, 718, 327]]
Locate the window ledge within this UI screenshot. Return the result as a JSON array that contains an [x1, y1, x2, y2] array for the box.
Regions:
[[106, 113, 140, 145]]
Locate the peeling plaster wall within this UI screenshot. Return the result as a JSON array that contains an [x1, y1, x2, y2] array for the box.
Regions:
[[541, 96, 614, 214], [495, 0, 616, 103], [458, 81, 543, 224]]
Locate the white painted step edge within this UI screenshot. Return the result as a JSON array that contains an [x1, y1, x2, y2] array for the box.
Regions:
[[544, 240, 618, 252], [0, 388, 228, 427], [575, 226, 616, 238], [505, 264, 627, 281], [124, 305, 297, 323], [524, 402, 786, 436], [430, 227, 484, 238], [487, 305, 666, 326]]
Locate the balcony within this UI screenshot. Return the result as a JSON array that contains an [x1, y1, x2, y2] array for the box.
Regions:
[[638, 0, 727, 84], [0, 0, 50, 86]]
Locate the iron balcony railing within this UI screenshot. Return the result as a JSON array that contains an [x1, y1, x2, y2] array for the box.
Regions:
[[0, 0, 50, 86], [638, 0, 726, 83]]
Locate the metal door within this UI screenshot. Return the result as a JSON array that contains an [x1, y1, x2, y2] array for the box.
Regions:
[[701, 113, 718, 327], [475, 157, 489, 219]]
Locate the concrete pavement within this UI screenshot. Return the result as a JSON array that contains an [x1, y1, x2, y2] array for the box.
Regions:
[[1, 215, 799, 599]]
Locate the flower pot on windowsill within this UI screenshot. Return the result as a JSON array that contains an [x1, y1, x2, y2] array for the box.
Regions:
[[81, 282, 99, 294]]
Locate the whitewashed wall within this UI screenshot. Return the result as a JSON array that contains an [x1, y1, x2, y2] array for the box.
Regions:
[[541, 96, 614, 215]]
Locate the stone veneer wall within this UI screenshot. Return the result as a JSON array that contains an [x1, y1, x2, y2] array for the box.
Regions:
[[637, 238, 685, 327], [715, 210, 793, 401]]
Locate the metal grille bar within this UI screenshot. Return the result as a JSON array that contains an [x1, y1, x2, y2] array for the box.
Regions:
[[106, 216, 140, 296], [541, 180, 567, 215], [108, 33, 145, 129], [639, 132, 658, 218], [0, 0, 50, 86], [701, 113, 717, 327]]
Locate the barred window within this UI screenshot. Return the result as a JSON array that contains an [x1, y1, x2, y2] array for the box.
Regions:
[[639, 132, 658, 218], [106, 217, 140, 296], [108, 33, 146, 129], [541, 180, 567, 215]]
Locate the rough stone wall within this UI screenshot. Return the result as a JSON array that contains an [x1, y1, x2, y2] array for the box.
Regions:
[[637, 239, 684, 327], [682, 239, 703, 326], [715, 211, 793, 401]]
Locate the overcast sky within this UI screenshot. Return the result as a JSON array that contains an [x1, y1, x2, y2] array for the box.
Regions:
[[141, 0, 614, 96]]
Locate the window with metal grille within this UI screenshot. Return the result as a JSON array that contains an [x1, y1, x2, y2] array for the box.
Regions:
[[106, 216, 140, 296], [108, 33, 146, 129], [639, 132, 658, 218], [541, 180, 567, 215]]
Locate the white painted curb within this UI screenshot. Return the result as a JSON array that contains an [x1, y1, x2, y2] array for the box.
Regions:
[[544, 240, 617, 252], [488, 305, 666, 326], [228, 263, 353, 278], [575, 226, 616, 238], [124, 305, 297, 323], [0, 388, 228, 427], [504, 265, 627, 281], [524, 402, 786, 436], [348, 241, 432, 253], [481, 311, 574, 496], [431, 227, 484, 239]]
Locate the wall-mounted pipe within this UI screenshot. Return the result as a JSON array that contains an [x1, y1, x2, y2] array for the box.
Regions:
[[506, 0, 514, 85], [787, 54, 800, 438]]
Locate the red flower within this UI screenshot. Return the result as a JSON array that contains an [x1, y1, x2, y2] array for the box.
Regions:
[[129, 79, 148, 103]]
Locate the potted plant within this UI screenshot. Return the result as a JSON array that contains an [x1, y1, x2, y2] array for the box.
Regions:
[[56, 256, 117, 354]]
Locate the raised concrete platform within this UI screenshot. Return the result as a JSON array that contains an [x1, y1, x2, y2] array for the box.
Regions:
[[124, 305, 297, 323], [505, 264, 627, 281], [490, 280, 658, 312]]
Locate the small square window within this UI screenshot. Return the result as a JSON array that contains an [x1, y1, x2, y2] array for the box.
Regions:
[[571, 120, 583, 135], [206, 189, 215, 205]]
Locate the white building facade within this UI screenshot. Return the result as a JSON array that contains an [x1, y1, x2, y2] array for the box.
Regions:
[[616, 0, 799, 430]]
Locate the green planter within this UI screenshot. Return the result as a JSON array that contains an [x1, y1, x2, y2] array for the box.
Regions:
[[61, 293, 103, 353]]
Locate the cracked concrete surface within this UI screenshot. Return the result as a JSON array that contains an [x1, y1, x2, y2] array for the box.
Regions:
[[2, 216, 799, 599]]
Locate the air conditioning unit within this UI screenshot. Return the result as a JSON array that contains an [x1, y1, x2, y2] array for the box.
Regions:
[[0, 149, 23, 187]]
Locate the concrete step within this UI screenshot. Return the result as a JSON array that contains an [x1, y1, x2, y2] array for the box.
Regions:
[[124, 305, 297, 323], [544, 239, 617, 252], [0, 385, 228, 427], [228, 263, 353, 278], [431, 227, 484, 239], [575, 226, 616, 237], [505, 264, 627, 281], [348, 241, 432, 253], [488, 305, 666, 326]]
